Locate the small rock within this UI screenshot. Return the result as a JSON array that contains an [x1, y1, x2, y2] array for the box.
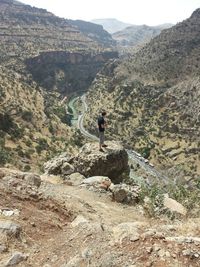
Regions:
[[64, 255, 83, 267], [24, 173, 41, 187], [65, 172, 85, 186], [71, 215, 88, 227], [0, 244, 7, 253], [165, 251, 171, 257], [146, 262, 153, 267], [0, 220, 21, 237], [182, 249, 191, 256], [157, 248, 166, 257], [81, 248, 92, 259], [166, 236, 200, 244], [1, 210, 14, 217], [146, 247, 153, 253], [111, 184, 139, 203], [112, 222, 144, 244], [43, 153, 71, 175], [5, 252, 28, 266], [1, 209, 20, 217], [141, 229, 156, 239], [61, 162, 75, 176], [163, 194, 187, 216], [153, 245, 161, 252], [82, 176, 111, 190]]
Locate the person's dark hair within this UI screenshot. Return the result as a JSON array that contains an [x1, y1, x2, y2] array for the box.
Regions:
[[102, 111, 107, 116]]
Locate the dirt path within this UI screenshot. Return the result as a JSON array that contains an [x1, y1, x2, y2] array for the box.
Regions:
[[1, 173, 200, 267], [40, 180, 146, 226]]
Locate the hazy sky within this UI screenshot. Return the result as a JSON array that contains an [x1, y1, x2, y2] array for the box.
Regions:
[[20, 0, 200, 25]]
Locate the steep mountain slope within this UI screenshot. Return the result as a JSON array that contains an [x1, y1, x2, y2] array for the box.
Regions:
[[68, 19, 115, 47], [84, 9, 200, 179], [112, 24, 173, 48], [0, 66, 77, 171], [0, 0, 117, 170], [91, 18, 132, 34]]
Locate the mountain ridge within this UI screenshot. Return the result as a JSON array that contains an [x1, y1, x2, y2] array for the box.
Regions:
[[112, 23, 173, 48], [91, 18, 132, 33], [84, 9, 200, 179]]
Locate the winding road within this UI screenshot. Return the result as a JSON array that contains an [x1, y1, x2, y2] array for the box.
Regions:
[[77, 94, 169, 183]]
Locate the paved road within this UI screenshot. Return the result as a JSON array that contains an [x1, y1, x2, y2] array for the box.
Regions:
[[78, 94, 168, 183], [78, 95, 99, 141]]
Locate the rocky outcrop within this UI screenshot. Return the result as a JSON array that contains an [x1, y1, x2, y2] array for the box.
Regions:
[[43, 153, 72, 175], [44, 141, 130, 183], [70, 141, 129, 183]]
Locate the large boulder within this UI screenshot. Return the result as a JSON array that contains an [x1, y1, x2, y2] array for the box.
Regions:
[[64, 172, 85, 186], [82, 176, 111, 190], [43, 153, 72, 175], [110, 184, 140, 203], [23, 173, 41, 188], [69, 141, 129, 183]]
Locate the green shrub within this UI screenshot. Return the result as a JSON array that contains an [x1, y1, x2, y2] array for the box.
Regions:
[[0, 113, 13, 132], [25, 139, 32, 147], [21, 110, 33, 122], [24, 165, 31, 172], [139, 146, 151, 159], [0, 138, 10, 165], [36, 138, 48, 154]]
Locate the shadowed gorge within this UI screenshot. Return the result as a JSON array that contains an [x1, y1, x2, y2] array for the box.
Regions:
[[26, 51, 118, 94]]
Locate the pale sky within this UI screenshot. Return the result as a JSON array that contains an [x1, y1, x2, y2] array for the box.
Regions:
[[20, 0, 200, 26]]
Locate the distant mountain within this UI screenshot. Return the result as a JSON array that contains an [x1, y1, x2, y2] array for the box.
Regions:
[[156, 23, 174, 30], [112, 24, 173, 47], [91, 18, 132, 34]]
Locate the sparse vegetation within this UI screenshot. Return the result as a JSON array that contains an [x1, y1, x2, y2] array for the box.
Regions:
[[139, 181, 200, 218], [0, 138, 11, 165]]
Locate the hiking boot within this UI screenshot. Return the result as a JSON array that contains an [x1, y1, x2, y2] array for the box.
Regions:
[[102, 144, 108, 147], [99, 148, 104, 152]]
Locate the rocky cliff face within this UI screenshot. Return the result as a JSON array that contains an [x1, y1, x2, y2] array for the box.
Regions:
[[26, 50, 118, 93], [84, 9, 200, 180]]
